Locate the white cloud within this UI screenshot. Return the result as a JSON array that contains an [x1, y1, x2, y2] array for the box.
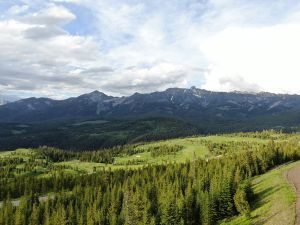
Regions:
[[98, 62, 191, 95], [0, 1, 207, 98], [0, 10, 103, 99], [23, 4, 76, 25], [201, 24, 300, 94], [8, 4, 29, 15], [1, 0, 300, 98]]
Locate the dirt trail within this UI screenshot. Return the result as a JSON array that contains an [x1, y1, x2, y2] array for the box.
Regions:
[[286, 165, 300, 225]]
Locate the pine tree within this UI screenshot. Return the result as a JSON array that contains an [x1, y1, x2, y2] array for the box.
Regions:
[[234, 186, 251, 217], [51, 204, 66, 225], [29, 203, 40, 225], [161, 195, 179, 225], [218, 176, 235, 219], [15, 197, 27, 225], [2, 197, 14, 225], [184, 184, 198, 225]]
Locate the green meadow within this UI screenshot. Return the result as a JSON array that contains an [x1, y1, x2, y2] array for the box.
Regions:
[[0, 132, 296, 176]]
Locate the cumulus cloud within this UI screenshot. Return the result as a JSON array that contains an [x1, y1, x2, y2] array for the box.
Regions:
[[23, 4, 76, 25], [0, 0, 208, 98], [1, 0, 300, 98], [0, 5, 102, 98]]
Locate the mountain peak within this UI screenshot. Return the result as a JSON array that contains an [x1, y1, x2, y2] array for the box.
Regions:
[[82, 90, 108, 98], [88, 90, 106, 96], [78, 90, 112, 103]]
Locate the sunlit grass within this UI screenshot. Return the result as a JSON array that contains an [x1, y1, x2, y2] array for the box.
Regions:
[[221, 161, 300, 225]]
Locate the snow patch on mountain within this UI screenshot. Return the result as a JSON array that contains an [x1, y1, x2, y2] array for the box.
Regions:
[[268, 101, 282, 111], [27, 104, 36, 110], [171, 96, 174, 103]]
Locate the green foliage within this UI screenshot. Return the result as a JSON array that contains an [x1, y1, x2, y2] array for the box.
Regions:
[[0, 131, 300, 224], [234, 185, 251, 217]]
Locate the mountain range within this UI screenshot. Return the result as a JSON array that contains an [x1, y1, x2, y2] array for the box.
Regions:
[[0, 87, 300, 125], [1, 87, 300, 150]]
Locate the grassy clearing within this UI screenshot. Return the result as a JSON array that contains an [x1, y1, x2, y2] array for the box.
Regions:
[[73, 120, 108, 126], [57, 135, 268, 171], [115, 139, 209, 165], [0, 135, 271, 174], [0, 148, 33, 158], [54, 160, 144, 173], [114, 135, 268, 164], [0, 134, 291, 176], [222, 161, 300, 225]]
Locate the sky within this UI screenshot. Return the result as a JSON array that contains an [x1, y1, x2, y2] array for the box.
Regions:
[[1, 0, 300, 99]]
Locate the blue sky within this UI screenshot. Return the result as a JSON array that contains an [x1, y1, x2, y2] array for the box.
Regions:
[[0, 0, 300, 99]]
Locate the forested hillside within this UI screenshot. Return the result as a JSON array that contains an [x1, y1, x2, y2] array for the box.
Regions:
[[0, 117, 199, 151], [1, 132, 300, 225]]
